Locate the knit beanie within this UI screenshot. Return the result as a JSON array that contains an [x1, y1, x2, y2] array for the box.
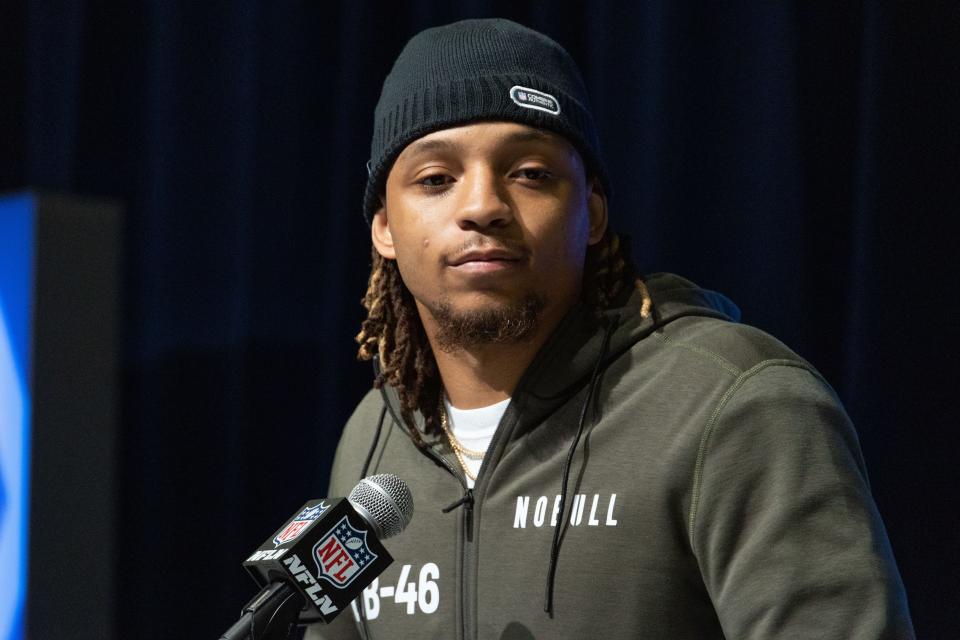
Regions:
[[363, 18, 610, 223]]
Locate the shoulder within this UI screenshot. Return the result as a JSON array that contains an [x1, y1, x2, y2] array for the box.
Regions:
[[648, 315, 848, 449], [650, 314, 816, 379], [329, 388, 387, 495], [341, 388, 387, 441]]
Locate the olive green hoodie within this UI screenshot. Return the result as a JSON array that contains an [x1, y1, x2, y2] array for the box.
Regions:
[[307, 273, 913, 640]]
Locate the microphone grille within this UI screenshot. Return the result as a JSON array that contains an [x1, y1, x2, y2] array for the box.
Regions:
[[347, 474, 413, 539]]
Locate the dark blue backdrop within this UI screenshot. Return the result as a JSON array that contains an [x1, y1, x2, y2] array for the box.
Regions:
[[2, 2, 957, 638]]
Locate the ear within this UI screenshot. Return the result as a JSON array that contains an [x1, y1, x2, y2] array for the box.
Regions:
[[586, 177, 608, 245], [371, 205, 396, 259]]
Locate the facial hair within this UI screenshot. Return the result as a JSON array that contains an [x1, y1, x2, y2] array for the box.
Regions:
[[430, 293, 546, 353]]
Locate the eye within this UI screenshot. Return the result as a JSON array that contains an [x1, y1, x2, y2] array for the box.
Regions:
[[514, 167, 554, 183], [417, 174, 454, 189]]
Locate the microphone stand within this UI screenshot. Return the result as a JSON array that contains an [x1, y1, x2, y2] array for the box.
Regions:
[[220, 581, 305, 640]]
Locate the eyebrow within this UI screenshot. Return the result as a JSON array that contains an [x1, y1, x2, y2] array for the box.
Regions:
[[402, 128, 559, 160], [404, 138, 464, 157], [499, 129, 556, 145]]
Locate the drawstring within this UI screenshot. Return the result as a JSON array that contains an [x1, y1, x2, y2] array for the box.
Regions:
[[356, 405, 386, 640], [360, 405, 388, 479], [543, 314, 620, 615], [356, 358, 389, 640]]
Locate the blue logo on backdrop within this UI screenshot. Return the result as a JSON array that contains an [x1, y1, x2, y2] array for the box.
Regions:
[[0, 192, 36, 640]]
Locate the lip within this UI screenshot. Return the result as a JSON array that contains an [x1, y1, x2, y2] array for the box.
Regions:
[[447, 248, 526, 274], [448, 248, 524, 267]]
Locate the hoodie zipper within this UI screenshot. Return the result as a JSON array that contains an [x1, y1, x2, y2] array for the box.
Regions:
[[377, 385, 474, 640], [456, 404, 518, 640], [373, 352, 520, 640], [444, 487, 474, 640]]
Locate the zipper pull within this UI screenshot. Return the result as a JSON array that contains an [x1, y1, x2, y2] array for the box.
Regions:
[[464, 489, 474, 538], [442, 488, 474, 513], [443, 489, 474, 540]]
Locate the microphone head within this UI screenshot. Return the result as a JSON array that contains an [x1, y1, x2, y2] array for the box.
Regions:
[[347, 474, 414, 540]]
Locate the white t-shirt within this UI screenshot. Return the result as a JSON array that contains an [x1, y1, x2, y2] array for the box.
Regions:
[[443, 396, 510, 488]]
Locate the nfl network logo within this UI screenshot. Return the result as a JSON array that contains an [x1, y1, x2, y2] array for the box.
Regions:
[[273, 501, 329, 547], [313, 516, 378, 588]]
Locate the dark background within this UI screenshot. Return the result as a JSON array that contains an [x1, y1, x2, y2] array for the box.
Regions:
[[2, 1, 958, 638]]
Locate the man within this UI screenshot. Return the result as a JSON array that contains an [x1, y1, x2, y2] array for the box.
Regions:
[[308, 18, 913, 640]]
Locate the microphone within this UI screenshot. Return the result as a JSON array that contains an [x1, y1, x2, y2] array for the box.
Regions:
[[219, 474, 414, 640]]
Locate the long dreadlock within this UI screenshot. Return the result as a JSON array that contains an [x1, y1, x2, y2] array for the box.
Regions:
[[355, 229, 647, 437]]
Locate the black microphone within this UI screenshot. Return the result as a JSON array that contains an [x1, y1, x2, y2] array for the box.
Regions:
[[220, 474, 414, 640]]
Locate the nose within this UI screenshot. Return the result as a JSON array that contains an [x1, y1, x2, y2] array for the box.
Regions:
[[456, 166, 513, 230]]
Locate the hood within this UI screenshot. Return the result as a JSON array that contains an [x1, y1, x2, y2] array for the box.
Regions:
[[378, 272, 739, 447], [513, 272, 739, 406]]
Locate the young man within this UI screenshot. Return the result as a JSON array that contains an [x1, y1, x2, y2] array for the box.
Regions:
[[308, 18, 913, 640]]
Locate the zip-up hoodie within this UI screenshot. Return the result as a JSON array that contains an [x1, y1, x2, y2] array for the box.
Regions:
[[307, 273, 914, 640]]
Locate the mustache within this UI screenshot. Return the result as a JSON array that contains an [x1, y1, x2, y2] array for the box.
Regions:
[[442, 237, 529, 266]]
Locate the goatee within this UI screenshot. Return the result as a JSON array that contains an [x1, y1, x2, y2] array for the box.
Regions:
[[431, 294, 546, 352]]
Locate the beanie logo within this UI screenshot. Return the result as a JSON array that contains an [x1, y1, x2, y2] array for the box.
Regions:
[[509, 86, 561, 115]]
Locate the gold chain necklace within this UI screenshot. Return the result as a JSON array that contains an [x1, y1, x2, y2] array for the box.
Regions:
[[439, 400, 487, 481]]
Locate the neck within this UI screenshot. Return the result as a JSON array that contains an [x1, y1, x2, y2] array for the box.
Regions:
[[421, 302, 572, 410], [432, 342, 539, 409]]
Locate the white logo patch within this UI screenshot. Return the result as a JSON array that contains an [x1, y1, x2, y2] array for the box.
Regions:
[[509, 85, 561, 115]]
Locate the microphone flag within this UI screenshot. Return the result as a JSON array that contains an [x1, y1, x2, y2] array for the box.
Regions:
[[243, 497, 393, 624]]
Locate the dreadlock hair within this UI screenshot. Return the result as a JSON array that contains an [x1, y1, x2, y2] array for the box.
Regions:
[[355, 228, 645, 438]]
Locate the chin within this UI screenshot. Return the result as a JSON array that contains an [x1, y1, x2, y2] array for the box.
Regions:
[[429, 292, 548, 351], [442, 288, 533, 309]]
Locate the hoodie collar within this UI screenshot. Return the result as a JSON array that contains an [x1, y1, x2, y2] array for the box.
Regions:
[[379, 272, 739, 442], [515, 272, 739, 402]]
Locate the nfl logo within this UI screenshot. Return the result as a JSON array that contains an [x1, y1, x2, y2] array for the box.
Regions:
[[273, 501, 328, 547], [313, 517, 378, 588]]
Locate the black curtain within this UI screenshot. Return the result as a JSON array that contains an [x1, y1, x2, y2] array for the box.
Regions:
[[3, 2, 957, 637]]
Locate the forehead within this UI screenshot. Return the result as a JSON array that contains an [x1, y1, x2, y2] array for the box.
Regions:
[[392, 121, 581, 168]]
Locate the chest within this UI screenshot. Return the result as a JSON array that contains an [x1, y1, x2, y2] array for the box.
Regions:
[[352, 411, 719, 639]]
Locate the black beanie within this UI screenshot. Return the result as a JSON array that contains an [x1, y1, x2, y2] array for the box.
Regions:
[[363, 18, 610, 223]]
